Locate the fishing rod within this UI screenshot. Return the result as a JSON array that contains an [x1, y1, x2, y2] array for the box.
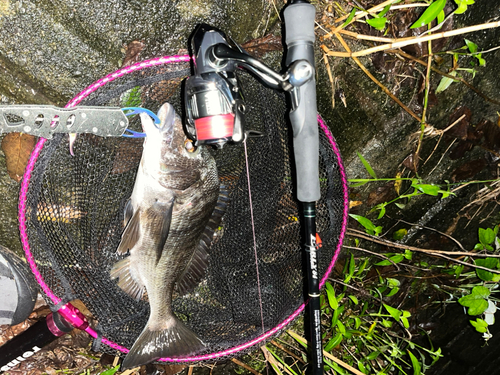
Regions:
[[183, 1, 323, 373]]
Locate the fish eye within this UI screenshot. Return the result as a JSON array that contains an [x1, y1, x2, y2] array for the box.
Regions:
[[184, 139, 196, 153]]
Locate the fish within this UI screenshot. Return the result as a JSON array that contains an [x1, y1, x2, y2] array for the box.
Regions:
[[110, 102, 220, 369]]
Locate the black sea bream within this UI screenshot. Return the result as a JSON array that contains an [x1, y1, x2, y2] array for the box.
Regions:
[[110, 103, 219, 368]]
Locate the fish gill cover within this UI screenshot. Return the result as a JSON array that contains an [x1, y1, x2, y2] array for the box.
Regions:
[[20, 59, 348, 363]]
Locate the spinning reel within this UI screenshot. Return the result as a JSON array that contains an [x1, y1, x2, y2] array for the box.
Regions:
[[184, 24, 314, 148]]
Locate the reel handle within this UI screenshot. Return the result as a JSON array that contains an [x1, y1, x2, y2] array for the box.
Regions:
[[284, 0, 320, 203]]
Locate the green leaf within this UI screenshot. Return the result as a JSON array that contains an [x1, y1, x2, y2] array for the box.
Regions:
[[408, 350, 422, 375], [465, 39, 478, 54], [454, 264, 465, 277], [357, 152, 378, 179], [324, 333, 343, 351], [349, 295, 359, 305], [358, 360, 368, 374], [325, 282, 338, 310], [479, 227, 496, 246], [375, 254, 404, 266], [413, 183, 440, 196], [354, 317, 361, 329], [367, 17, 387, 31], [393, 228, 407, 241], [476, 54, 486, 66], [349, 214, 380, 236], [349, 253, 356, 276], [337, 320, 346, 334], [99, 366, 120, 375], [331, 307, 339, 327], [411, 0, 447, 29], [436, 71, 458, 93], [475, 258, 499, 281], [342, 8, 357, 28], [384, 304, 402, 321], [474, 243, 485, 251], [382, 319, 393, 328], [377, 204, 386, 219], [366, 351, 380, 360], [387, 278, 401, 288], [458, 286, 490, 315], [356, 258, 368, 276], [386, 287, 399, 297], [378, 4, 392, 18], [470, 318, 488, 333], [455, 0, 475, 15], [437, 9, 445, 24]]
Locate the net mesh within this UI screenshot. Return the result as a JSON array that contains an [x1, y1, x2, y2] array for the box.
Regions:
[[22, 60, 347, 363]]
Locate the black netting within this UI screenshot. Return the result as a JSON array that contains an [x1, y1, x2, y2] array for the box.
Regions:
[[23, 60, 347, 363]]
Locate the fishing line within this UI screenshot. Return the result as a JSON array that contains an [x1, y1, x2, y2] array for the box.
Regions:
[[243, 133, 266, 338]]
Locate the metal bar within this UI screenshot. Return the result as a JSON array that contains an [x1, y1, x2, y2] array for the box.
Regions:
[[0, 105, 128, 139]]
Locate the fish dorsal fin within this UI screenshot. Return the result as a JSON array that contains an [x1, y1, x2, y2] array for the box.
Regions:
[[116, 208, 141, 255], [176, 187, 229, 295], [143, 199, 174, 265], [110, 257, 145, 301]]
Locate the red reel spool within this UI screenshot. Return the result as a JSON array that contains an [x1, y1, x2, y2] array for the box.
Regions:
[[194, 113, 235, 143]]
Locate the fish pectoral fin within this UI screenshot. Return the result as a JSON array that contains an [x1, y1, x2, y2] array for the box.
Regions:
[[176, 186, 229, 295], [116, 208, 141, 255], [121, 316, 205, 369], [176, 243, 209, 296], [123, 199, 133, 227], [144, 198, 174, 265], [110, 257, 145, 301]]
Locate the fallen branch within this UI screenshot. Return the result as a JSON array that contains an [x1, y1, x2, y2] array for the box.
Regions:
[[347, 228, 500, 273], [322, 21, 500, 58]]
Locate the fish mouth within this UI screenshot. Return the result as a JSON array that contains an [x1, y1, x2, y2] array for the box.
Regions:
[[140, 103, 176, 137], [156, 103, 176, 133]]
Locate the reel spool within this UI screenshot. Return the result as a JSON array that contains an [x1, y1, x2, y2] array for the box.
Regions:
[[19, 55, 348, 364]]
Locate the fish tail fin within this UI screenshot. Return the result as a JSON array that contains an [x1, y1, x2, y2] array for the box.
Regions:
[[121, 317, 205, 369]]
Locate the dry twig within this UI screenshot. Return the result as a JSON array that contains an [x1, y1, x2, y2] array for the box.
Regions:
[[327, 33, 422, 122], [231, 358, 262, 375], [390, 49, 500, 106], [322, 21, 500, 58], [347, 228, 500, 273], [287, 331, 366, 375]]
